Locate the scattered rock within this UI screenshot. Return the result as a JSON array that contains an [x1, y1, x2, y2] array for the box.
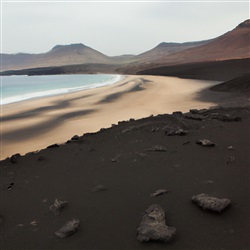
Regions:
[[196, 139, 215, 147], [92, 185, 106, 192], [172, 111, 183, 116], [30, 220, 38, 226], [226, 156, 235, 165], [184, 113, 205, 121], [122, 126, 136, 134], [205, 180, 214, 185], [55, 218, 80, 239], [137, 204, 176, 242], [50, 199, 68, 216], [166, 128, 187, 136], [189, 109, 200, 114], [7, 182, 14, 190], [71, 135, 79, 141], [210, 113, 241, 122], [192, 193, 231, 212], [38, 156, 46, 161], [151, 128, 159, 132], [150, 189, 169, 197], [228, 146, 235, 150], [10, 154, 21, 163], [147, 145, 167, 152], [47, 144, 59, 149]]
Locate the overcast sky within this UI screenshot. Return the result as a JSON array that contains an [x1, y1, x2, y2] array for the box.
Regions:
[[1, 0, 249, 56]]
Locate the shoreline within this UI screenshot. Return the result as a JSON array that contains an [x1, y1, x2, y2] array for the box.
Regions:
[[1, 75, 220, 159], [1, 74, 124, 106]]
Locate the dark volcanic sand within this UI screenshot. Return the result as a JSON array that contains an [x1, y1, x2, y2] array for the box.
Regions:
[[1, 105, 249, 249]]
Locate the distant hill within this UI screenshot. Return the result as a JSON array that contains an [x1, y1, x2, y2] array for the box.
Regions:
[[1, 43, 116, 71], [1, 20, 249, 75], [134, 40, 212, 63], [120, 19, 250, 74]]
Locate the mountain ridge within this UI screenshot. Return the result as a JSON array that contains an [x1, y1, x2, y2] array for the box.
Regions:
[[1, 19, 249, 73]]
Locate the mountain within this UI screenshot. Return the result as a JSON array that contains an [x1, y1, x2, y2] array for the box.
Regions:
[[131, 19, 250, 73], [1, 43, 116, 71], [133, 40, 212, 63], [1, 20, 249, 74]]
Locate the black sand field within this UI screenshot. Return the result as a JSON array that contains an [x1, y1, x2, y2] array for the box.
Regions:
[[1, 72, 250, 249], [1, 104, 249, 249]]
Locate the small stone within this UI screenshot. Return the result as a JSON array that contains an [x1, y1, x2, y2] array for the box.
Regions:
[[30, 220, 38, 226], [10, 154, 21, 163], [166, 128, 187, 136], [192, 193, 231, 212], [7, 182, 14, 190], [210, 114, 241, 122], [150, 189, 169, 197], [38, 156, 46, 161], [92, 185, 106, 192], [196, 139, 215, 147], [47, 144, 59, 149], [71, 135, 79, 141], [137, 204, 176, 242], [55, 218, 80, 239], [147, 145, 167, 152], [228, 146, 235, 150], [226, 156, 235, 165], [184, 113, 205, 121], [50, 199, 68, 216]]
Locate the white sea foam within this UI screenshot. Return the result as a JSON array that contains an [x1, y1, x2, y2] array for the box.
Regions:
[[1, 74, 124, 105]]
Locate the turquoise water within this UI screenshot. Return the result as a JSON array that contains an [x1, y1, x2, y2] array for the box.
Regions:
[[1, 74, 123, 105]]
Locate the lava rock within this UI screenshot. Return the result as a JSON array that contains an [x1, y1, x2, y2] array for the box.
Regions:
[[137, 204, 176, 242], [150, 189, 169, 197], [55, 218, 80, 239], [47, 144, 59, 149], [10, 154, 21, 163], [166, 128, 187, 136], [92, 185, 107, 192], [192, 193, 231, 212], [147, 145, 167, 152], [50, 199, 68, 216], [196, 139, 215, 147], [210, 113, 241, 122], [184, 113, 205, 121]]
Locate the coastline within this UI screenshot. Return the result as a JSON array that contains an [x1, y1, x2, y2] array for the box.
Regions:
[[1, 74, 124, 105], [2, 75, 219, 159]]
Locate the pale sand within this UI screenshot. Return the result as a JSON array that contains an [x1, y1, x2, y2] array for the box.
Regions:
[[1, 75, 217, 159]]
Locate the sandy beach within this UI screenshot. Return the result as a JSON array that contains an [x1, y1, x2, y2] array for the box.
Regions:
[[1, 75, 219, 159]]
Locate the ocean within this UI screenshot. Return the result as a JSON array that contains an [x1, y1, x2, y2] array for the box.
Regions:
[[1, 74, 123, 105]]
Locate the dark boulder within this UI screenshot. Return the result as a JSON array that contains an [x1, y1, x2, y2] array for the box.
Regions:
[[192, 193, 231, 212], [55, 218, 80, 238], [137, 204, 176, 242]]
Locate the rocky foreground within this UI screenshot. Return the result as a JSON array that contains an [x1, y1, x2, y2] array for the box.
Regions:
[[1, 105, 249, 249]]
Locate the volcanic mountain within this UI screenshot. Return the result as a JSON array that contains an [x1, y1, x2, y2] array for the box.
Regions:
[[1, 43, 117, 71], [1, 20, 249, 74], [131, 19, 250, 74]]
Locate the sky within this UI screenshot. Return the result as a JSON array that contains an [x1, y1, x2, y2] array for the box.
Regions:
[[1, 0, 249, 56]]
